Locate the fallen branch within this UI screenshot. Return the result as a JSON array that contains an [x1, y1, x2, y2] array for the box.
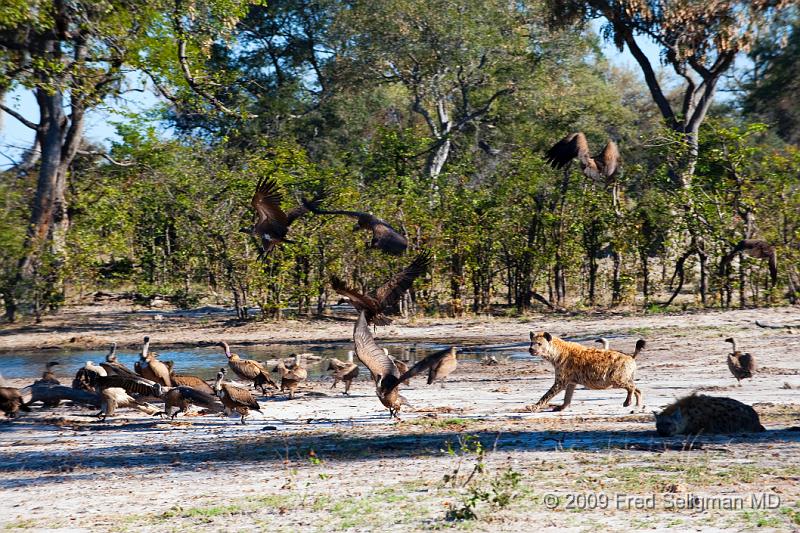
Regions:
[[755, 321, 800, 330], [21, 384, 101, 407]]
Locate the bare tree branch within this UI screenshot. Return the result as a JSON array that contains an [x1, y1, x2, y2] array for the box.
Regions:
[[0, 103, 38, 130]]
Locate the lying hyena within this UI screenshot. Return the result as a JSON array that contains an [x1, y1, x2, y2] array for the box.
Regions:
[[527, 331, 645, 411], [654, 394, 765, 436]]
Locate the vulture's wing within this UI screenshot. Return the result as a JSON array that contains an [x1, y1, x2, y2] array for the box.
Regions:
[[286, 189, 328, 226], [739, 353, 756, 373], [353, 312, 398, 383], [597, 140, 620, 178], [331, 276, 376, 312], [222, 384, 260, 410], [397, 347, 453, 383], [98, 375, 161, 396], [251, 177, 288, 227], [544, 132, 591, 169], [371, 223, 408, 255], [374, 250, 432, 309]]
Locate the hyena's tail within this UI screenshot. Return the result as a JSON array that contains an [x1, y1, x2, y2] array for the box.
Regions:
[[632, 339, 646, 358]]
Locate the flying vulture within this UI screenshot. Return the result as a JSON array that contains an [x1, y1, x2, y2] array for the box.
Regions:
[[242, 177, 325, 258], [719, 239, 777, 288], [544, 132, 620, 182], [303, 199, 408, 255], [331, 250, 431, 325]]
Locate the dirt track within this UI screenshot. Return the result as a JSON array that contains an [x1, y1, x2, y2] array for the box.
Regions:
[[1, 305, 799, 531]]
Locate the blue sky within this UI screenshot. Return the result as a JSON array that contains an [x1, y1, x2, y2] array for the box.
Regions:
[[0, 22, 667, 169]]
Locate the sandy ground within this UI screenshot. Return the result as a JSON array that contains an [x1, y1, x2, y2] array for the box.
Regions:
[[1, 305, 799, 531]]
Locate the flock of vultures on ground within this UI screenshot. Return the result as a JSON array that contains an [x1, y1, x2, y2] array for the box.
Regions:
[[0, 135, 771, 437]]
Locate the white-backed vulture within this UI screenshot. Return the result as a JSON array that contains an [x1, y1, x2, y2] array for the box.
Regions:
[[135, 337, 171, 386], [544, 132, 620, 182], [219, 341, 277, 393], [353, 311, 461, 418], [241, 177, 325, 259], [328, 351, 359, 395], [724, 337, 756, 384], [330, 250, 431, 326], [274, 355, 308, 399], [212, 368, 261, 424], [304, 200, 408, 255]]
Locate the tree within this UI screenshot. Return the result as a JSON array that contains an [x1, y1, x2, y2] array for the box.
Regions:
[[0, 0, 255, 320], [546, 0, 793, 187]]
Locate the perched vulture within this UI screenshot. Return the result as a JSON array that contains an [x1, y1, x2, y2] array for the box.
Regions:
[[33, 361, 61, 408], [135, 337, 172, 387], [219, 340, 277, 393], [213, 368, 261, 424], [719, 239, 777, 287], [544, 132, 620, 182], [160, 387, 221, 419], [327, 351, 359, 395], [352, 311, 459, 418], [724, 337, 756, 384], [331, 250, 431, 326], [100, 343, 139, 379], [303, 200, 408, 255], [242, 177, 325, 258], [86, 374, 163, 420], [273, 355, 307, 400]]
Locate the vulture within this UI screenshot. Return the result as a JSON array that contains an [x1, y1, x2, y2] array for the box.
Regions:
[[100, 343, 139, 378], [352, 311, 459, 419], [0, 387, 29, 418], [594, 338, 610, 350], [274, 355, 308, 400], [135, 337, 172, 387], [219, 340, 277, 393], [303, 201, 408, 255], [327, 351, 359, 395], [425, 346, 458, 387], [724, 337, 755, 384], [86, 374, 163, 420], [33, 361, 61, 408], [169, 373, 215, 395], [160, 387, 221, 419], [72, 361, 107, 392], [384, 348, 410, 386], [719, 239, 778, 288], [35, 362, 61, 385], [213, 368, 261, 424], [241, 177, 325, 258], [331, 250, 432, 326], [544, 132, 620, 182]]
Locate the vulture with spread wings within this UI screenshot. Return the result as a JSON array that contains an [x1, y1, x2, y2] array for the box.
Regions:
[[302, 199, 407, 255], [331, 250, 431, 326], [544, 132, 620, 182], [353, 311, 458, 418], [242, 177, 325, 258]]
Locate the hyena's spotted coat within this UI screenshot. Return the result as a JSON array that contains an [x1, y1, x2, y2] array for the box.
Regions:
[[527, 332, 645, 411], [654, 394, 765, 436]]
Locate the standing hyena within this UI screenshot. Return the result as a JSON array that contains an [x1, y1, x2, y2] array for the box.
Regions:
[[654, 394, 765, 436], [527, 331, 645, 411]]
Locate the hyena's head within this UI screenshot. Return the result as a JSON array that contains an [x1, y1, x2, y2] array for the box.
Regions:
[[528, 331, 554, 360], [655, 407, 685, 437]]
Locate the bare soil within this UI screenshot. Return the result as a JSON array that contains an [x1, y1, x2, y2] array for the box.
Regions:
[[1, 304, 799, 531]]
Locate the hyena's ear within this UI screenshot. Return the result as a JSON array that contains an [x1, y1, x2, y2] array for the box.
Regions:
[[543, 332, 552, 342], [529, 331, 534, 341]]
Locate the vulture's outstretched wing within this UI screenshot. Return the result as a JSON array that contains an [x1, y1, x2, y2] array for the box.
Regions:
[[251, 177, 288, 227], [331, 276, 377, 312], [353, 312, 399, 384], [286, 189, 327, 225], [375, 250, 432, 308], [544, 132, 591, 169], [371, 223, 408, 255]]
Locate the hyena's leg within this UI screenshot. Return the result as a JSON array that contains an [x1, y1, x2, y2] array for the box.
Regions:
[[531, 381, 565, 411], [623, 385, 637, 407], [554, 383, 576, 411], [634, 387, 642, 406]]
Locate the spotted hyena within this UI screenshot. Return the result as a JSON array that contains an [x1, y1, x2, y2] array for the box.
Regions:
[[527, 331, 645, 411], [654, 394, 765, 436]]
